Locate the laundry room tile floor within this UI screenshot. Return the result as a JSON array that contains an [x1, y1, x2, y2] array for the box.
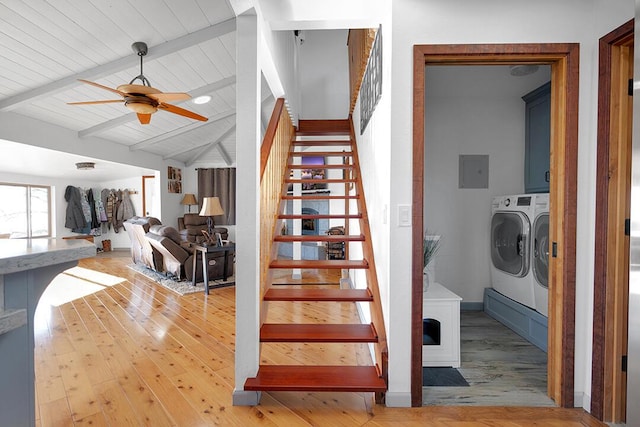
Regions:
[[423, 310, 555, 406]]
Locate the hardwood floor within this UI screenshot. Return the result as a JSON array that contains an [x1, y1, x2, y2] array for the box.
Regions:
[[33, 254, 605, 426]]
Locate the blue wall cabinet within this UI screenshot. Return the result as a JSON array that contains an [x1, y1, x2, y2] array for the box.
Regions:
[[522, 82, 551, 194]]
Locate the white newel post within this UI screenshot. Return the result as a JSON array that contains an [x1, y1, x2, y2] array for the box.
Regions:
[[233, 9, 262, 406]]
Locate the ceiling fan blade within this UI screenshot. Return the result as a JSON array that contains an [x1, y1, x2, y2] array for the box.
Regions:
[[137, 113, 152, 124], [77, 79, 127, 97], [147, 92, 191, 103], [158, 103, 208, 122], [67, 100, 123, 105]]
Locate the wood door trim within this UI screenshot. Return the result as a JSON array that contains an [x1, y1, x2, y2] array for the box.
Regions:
[[142, 175, 154, 217], [591, 18, 634, 422], [412, 43, 579, 407]]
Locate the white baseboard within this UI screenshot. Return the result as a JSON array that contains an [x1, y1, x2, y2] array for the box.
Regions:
[[574, 392, 590, 410], [232, 389, 261, 406], [385, 392, 412, 407]]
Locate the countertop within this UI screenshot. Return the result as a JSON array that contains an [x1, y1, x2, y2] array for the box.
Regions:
[[0, 238, 96, 275]]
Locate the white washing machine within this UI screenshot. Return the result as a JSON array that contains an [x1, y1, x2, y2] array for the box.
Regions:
[[490, 194, 537, 310], [532, 193, 550, 316]]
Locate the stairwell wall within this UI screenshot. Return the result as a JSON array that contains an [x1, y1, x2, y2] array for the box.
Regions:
[[350, 12, 396, 406]]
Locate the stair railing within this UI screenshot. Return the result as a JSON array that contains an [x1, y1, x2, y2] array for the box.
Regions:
[[348, 118, 389, 401], [260, 98, 294, 309]]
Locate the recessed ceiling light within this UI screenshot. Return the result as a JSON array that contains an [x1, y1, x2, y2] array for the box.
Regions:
[[193, 95, 211, 105]]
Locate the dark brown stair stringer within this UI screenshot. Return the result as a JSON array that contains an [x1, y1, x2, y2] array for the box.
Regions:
[[247, 118, 388, 398]]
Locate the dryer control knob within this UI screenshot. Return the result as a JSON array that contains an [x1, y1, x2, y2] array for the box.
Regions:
[[504, 198, 511, 207]]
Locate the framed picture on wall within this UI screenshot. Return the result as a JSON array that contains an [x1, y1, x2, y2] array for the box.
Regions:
[[168, 166, 182, 193]]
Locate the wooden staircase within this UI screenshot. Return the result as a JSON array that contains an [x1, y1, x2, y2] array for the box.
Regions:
[[245, 118, 388, 397]]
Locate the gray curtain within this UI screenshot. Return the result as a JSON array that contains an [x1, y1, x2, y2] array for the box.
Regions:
[[197, 168, 236, 225]]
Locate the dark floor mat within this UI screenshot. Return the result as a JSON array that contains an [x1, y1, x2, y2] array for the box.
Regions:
[[423, 367, 469, 387]]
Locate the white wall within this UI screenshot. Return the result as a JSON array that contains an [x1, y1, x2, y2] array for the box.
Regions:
[[425, 65, 550, 303], [258, 0, 385, 30], [298, 29, 350, 119], [391, 0, 634, 410], [350, 18, 396, 405]]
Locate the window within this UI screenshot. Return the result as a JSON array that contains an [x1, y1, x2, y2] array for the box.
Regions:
[[0, 183, 51, 238]]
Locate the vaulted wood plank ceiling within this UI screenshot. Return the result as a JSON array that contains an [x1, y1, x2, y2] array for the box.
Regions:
[[0, 0, 269, 173]]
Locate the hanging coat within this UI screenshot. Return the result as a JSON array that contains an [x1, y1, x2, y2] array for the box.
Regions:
[[112, 190, 123, 232], [87, 188, 100, 229], [119, 189, 136, 221], [64, 186, 86, 230]]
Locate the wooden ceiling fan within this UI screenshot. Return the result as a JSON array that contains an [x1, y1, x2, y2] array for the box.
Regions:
[[68, 42, 208, 125]]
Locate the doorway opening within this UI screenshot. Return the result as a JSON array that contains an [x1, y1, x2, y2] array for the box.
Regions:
[[422, 63, 553, 406], [591, 18, 633, 424], [412, 43, 579, 407], [142, 175, 157, 218]]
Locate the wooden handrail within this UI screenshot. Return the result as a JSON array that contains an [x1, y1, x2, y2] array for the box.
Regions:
[[259, 98, 294, 322], [260, 98, 286, 180]]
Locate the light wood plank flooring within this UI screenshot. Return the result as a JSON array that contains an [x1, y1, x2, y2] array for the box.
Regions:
[[424, 311, 554, 406], [32, 253, 605, 426]]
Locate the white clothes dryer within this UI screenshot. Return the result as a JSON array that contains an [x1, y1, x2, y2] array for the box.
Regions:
[[532, 193, 550, 316], [490, 194, 537, 309]]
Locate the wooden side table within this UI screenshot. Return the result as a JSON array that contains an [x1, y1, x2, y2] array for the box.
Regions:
[[191, 243, 235, 295]]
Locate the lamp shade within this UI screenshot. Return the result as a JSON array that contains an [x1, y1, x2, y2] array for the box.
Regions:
[[181, 193, 197, 206], [199, 196, 224, 217]]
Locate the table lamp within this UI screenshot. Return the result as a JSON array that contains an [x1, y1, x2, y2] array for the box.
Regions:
[[181, 193, 198, 213], [199, 196, 224, 243]]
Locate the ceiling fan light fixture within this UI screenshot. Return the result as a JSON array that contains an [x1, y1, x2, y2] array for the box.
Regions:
[[193, 95, 211, 105], [125, 100, 158, 114], [76, 162, 95, 170]]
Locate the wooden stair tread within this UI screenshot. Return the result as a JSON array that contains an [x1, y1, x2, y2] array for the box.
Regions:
[[282, 195, 360, 200], [278, 213, 362, 219], [288, 164, 353, 170], [264, 288, 373, 301], [270, 259, 368, 269], [260, 323, 377, 342], [274, 234, 364, 242], [289, 151, 353, 156], [285, 178, 356, 184], [244, 365, 386, 392], [292, 141, 352, 146], [296, 119, 351, 135]]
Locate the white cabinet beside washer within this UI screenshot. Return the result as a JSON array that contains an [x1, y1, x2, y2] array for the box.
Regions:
[[422, 282, 462, 368]]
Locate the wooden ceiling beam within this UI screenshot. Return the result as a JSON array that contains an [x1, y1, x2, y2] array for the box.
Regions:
[[186, 123, 236, 166], [0, 18, 236, 111], [131, 108, 236, 152]]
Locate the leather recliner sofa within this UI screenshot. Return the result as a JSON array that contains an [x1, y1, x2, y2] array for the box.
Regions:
[[178, 213, 229, 244], [145, 224, 234, 282], [123, 216, 163, 271]]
